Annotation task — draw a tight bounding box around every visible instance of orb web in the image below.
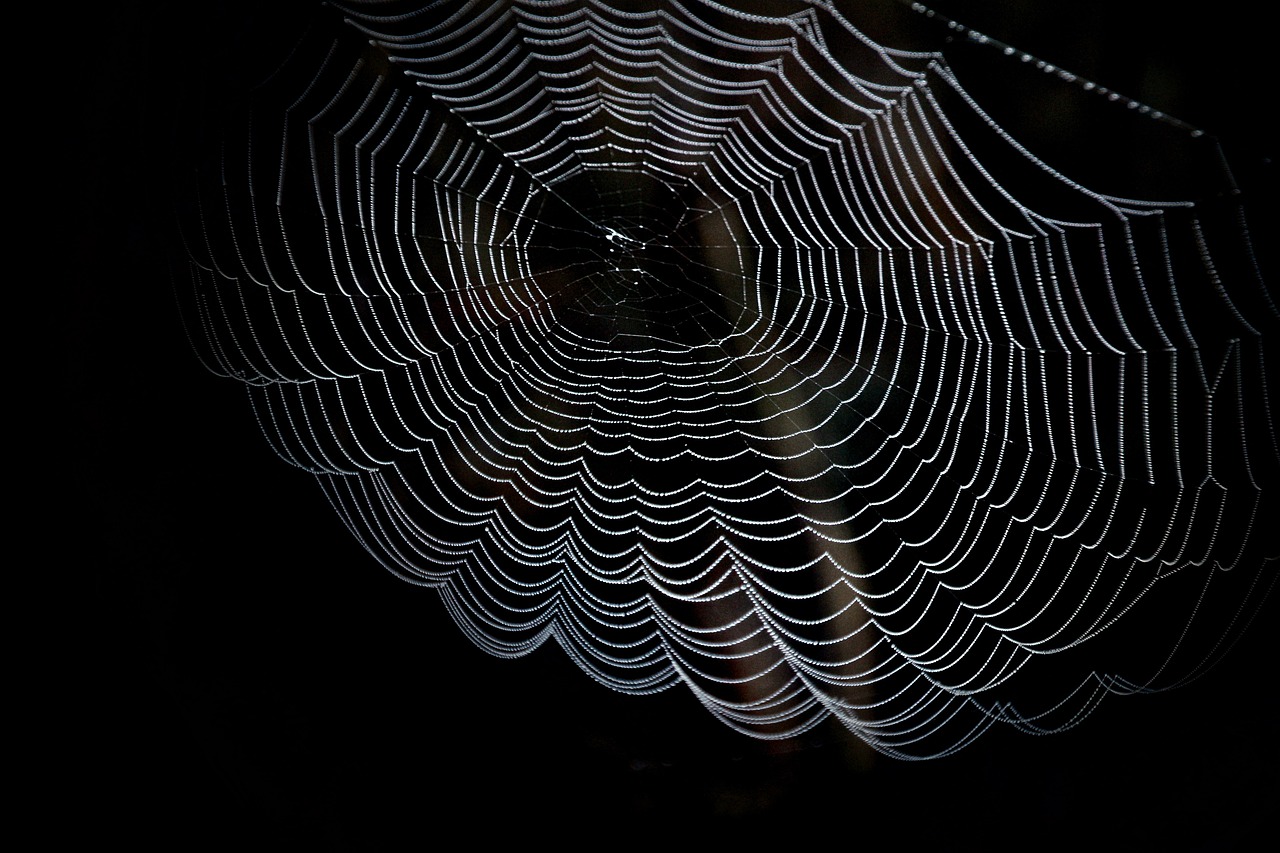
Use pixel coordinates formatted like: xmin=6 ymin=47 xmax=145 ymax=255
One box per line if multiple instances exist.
xmin=181 ymin=0 xmax=1278 ymax=757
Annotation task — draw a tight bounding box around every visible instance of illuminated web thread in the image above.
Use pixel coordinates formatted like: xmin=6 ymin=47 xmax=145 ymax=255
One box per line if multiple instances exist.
xmin=184 ymin=0 xmax=1278 ymax=757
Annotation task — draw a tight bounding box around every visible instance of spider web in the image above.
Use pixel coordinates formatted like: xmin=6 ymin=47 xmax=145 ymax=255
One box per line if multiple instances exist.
xmin=181 ymin=0 xmax=1278 ymax=758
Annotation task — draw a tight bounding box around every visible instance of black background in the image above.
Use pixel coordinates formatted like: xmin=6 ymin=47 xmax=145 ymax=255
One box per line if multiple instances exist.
xmin=60 ymin=1 xmax=1275 ymax=847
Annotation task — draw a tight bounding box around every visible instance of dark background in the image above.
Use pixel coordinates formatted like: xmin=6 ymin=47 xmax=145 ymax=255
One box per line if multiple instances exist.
xmin=60 ymin=1 xmax=1275 ymax=847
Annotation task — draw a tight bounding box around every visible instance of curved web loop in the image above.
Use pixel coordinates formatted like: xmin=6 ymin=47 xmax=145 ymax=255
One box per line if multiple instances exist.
xmin=183 ymin=0 xmax=1278 ymax=757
